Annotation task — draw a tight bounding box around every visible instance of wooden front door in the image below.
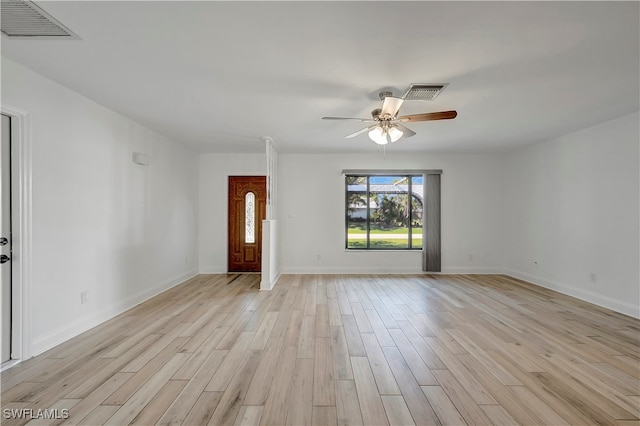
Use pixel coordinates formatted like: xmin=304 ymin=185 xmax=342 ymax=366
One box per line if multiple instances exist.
xmin=228 ymin=176 xmax=266 ymax=272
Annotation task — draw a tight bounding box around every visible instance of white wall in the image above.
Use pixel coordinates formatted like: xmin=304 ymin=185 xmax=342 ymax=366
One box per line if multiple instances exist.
xmin=504 ymin=112 xmax=640 ymax=318
xmin=261 ymin=219 xmax=280 ymax=290
xmin=278 ymin=152 xmax=505 ymax=274
xmin=198 ymin=153 xmax=265 ymax=273
xmin=2 ymin=57 xmax=199 ymax=355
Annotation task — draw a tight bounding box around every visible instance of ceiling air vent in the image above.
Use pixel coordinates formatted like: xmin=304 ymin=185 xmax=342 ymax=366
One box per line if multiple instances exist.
xmin=1 ymin=0 xmax=79 ymax=38
xmin=403 ymin=83 xmax=448 ymax=101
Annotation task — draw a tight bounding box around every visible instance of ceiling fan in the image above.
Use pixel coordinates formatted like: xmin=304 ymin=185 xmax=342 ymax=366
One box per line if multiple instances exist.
xmin=322 ymin=90 xmax=457 ymax=145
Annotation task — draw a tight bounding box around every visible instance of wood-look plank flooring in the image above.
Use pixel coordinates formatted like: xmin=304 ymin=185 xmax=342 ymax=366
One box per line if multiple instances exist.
xmin=1 ymin=274 xmax=639 ymax=425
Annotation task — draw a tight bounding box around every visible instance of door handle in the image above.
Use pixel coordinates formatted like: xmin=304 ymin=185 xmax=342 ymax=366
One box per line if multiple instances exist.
xmin=0 ymin=255 xmax=9 ymax=264
xmin=0 ymin=237 xmax=7 ymax=246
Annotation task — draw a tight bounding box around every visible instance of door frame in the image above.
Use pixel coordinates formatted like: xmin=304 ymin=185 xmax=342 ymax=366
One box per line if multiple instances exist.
xmin=227 ymin=175 xmax=266 ymax=273
xmin=0 ymin=105 xmax=33 ymax=369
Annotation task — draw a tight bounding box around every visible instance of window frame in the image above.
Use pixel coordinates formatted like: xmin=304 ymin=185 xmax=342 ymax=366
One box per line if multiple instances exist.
xmin=344 ymin=174 xmax=423 ymax=251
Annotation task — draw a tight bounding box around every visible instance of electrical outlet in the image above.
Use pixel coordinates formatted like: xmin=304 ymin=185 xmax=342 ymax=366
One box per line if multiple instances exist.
xmin=81 ymin=291 xmax=89 ymax=304
xmin=589 ymin=272 xmax=597 ymax=283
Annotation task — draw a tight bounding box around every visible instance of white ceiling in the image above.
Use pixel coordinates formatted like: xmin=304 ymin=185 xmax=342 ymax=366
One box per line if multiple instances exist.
xmin=2 ymin=1 xmax=639 ymax=154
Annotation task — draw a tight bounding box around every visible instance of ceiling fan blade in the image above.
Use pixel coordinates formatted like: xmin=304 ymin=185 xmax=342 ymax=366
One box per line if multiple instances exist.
xmin=322 ymin=116 xmax=375 ymax=122
xmin=395 ymin=124 xmax=416 ymax=138
xmin=398 ymin=110 xmax=457 ymax=122
xmin=380 ymin=96 xmax=404 ymax=119
xmin=345 ymin=125 xmax=377 ymax=139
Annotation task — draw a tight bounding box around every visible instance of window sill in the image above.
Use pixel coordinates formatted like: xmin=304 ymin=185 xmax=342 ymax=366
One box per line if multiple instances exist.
xmin=345 ymin=249 xmax=423 ymax=252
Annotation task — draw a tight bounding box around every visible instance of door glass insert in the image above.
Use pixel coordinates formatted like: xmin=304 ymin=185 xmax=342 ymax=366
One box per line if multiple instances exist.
xmin=245 ymin=192 xmax=255 ymax=243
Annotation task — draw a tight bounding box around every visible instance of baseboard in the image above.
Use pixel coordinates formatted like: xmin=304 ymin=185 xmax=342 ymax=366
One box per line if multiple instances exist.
xmin=260 ymin=271 xmax=282 ymax=291
xmin=280 ymin=266 xmax=424 ymax=274
xmin=280 ymin=266 xmax=503 ymax=274
xmin=440 ymin=266 xmax=504 ymax=274
xmin=31 ymin=269 xmax=198 ymax=357
xmin=505 ymin=269 xmax=640 ymax=319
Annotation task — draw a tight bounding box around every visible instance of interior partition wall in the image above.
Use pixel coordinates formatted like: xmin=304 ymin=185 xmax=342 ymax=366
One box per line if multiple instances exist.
xmin=261 ymin=138 xmax=279 ymax=289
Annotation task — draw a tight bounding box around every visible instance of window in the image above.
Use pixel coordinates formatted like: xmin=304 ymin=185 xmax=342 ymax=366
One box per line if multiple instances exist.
xmin=346 ymin=175 xmax=423 ymax=250
xmin=245 ymin=192 xmax=255 ymax=243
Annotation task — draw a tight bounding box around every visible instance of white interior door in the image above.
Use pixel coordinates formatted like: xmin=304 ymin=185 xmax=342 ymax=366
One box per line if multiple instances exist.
xmin=1 ymin=114 xmax=11 ymax=363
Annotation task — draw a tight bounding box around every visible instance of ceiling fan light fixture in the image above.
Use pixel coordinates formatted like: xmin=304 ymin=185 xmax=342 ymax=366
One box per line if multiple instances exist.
xmin=388 ymin=126 xmax=403 ymax=143
xmin=368 ymin=125 xmax=403 ymax=145
xmin=368 ymin=127 xmax=388 ymax=145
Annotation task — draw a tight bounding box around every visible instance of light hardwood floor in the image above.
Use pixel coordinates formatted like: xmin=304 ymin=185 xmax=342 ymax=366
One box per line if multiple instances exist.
xmin=1 ymin=274 xmax=639 ymax=425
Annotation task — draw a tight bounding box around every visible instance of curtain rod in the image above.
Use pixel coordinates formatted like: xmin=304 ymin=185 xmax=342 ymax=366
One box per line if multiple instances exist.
xmin=341 ymin=169 xmax=442 ymax=175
